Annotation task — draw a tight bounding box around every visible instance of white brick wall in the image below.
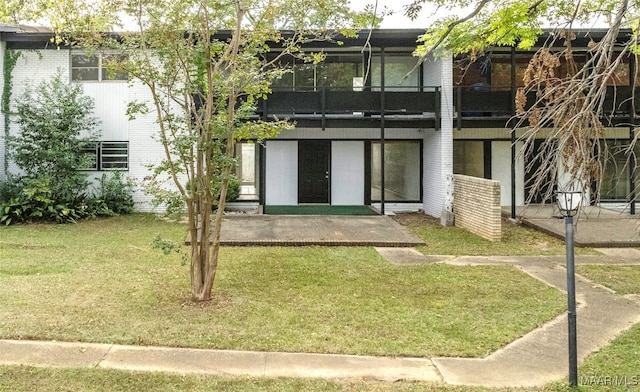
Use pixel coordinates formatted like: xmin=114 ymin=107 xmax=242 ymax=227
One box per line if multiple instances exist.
xmin=126 ymin=80 xmax=170 ymax=211
xmin=4 ymin=48 xmax=170 ymax=210
xmin=422 ymin=56 xmax=453 ymax=218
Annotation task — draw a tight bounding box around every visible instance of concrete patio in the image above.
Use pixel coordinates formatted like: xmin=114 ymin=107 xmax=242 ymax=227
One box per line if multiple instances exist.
xmin=504 ymin=204 xmax=640 ymax=247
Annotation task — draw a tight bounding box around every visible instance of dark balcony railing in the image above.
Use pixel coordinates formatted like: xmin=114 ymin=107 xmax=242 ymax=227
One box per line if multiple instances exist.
xmin=453 ymin=87 xmax=514 ymax=130
xmin=253 ymin=85 xmax=639 ymax=130
xmin=453 ymin=85 xmax=640 ymax=130
xmin=255 ymin=86 xmax=440 ymax=129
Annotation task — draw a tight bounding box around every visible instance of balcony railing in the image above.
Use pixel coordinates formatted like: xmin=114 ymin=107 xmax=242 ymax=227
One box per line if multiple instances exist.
xmin=453 ymin=85 xmax=639 ymax=130
xmin=251 ymin=85 xmax=639 ymax=130
xmin=255 ymin=86 xmax=441 ymax=129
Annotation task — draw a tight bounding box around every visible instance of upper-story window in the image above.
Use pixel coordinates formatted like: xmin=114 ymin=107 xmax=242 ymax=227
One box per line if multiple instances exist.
xmin=71 ymin=53 xmax=128 ymax=82
xmin=271 ymin=54 xmax=364 ymax=91
xmin=372 ymin=55 xmax=420 ymax=91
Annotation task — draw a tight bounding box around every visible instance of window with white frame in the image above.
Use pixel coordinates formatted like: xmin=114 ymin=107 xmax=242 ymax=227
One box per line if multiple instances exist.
xmin=80 ymin=141 xmax=129 ymax=170
xmin=71 ymin=53 xmax=128 ymax=82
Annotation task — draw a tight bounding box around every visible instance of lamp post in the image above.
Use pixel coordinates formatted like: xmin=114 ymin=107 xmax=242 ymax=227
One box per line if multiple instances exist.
xmin=557 ymin=190 xmax=582 ymax=387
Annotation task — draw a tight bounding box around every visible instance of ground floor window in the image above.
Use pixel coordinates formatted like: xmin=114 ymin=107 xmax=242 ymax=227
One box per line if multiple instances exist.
xmin=453 ymin=140 xmax=485 ymax=178
xmin=234 ymin=142 xmax=259 ymax=201
xmin=599 ymin=140 xmax=640 ymax=201
xmin=370 ymin=141 xmax=421 ymax=201
xmin=81 ymin=141 xmax=128 ymax=170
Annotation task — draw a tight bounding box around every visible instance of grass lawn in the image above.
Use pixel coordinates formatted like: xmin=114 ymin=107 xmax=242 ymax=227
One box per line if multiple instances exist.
xmin=576 ymin=265 xmax=640 ymax=295
xmin=0 ymin=214 xmax=565 ymax=358
xmin=392 ymin=214 xmax=597 ymax=256
xmin=0 ymin=366 xmax=619 ymax=392
xmin=0 ymin=214 xmax=638 ymax=391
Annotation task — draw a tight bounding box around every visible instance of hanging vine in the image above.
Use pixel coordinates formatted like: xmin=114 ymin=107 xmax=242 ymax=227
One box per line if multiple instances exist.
xmin=2 ymin=49 xmax=21 ymax=178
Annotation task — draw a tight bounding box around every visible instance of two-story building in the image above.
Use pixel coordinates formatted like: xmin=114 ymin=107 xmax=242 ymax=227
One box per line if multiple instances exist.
xmin=0 ymin=25 xmax=637 ymax=218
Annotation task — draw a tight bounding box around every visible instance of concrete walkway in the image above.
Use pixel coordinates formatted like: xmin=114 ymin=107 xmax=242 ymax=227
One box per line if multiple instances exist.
xmin=436 ymin=254 xmax=640 ymax=387
xmin=2 ymin=252 xmax=640 ymax=387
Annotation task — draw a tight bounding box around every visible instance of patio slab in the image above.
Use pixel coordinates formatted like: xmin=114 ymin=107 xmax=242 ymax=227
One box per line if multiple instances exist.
xmin=185 ymin=215 xmax=424 ymax=247
xmin=504 ymin=205 xmax=640 ymax=247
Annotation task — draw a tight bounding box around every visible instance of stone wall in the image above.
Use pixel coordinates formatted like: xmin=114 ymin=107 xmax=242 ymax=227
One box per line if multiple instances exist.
xmin=453 ymin=174 xmax=502 ymax=241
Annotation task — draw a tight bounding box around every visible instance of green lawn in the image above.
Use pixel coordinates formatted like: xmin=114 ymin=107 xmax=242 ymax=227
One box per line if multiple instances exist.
xmin=0 ymin=366 xmax=516 ymax=392
xmin=0 ymin=365 xmax=627 ymax=391
xmin=3 ymin=213 xmax=638 ymax=391
xmin=576 ymin=265 xmax=640 ymax=295
xmin=0 ymin=214 xmax=565 ymax=358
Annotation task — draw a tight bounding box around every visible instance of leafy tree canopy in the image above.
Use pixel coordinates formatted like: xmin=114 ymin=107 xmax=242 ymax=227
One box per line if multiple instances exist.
xmin=406 ymin=0 xmax=638 ymax=58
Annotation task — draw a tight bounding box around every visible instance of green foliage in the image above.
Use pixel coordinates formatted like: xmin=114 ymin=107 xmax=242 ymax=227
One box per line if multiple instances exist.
xmin=0 ymin=172 xmax=137 ymax=225
xmin=1 ymin=177 xmax=90 ymax=225
xmin=3 ymin=72 xmax=99 ymax=224
xmin=0 ymin=176 xmax=21 ymax=202
xmin=410 ymin=0 xmax=634 ymax=58
xmin=150 ymin=234 xmax=181 ymax=256
xmin=8 ymin=71 xmax=99 ymax=202
xmin=2 ymin=73 xmax=135 ymax=225
xmin=2 ymin=50 xmax=20 ymax=176
xmin=94 ymin=171 xmax=136 ymax=215
xmin=225 ymin=176 xmax=241 ymax=202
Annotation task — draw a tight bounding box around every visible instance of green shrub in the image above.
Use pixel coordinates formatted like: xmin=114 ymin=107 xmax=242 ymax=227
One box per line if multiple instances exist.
xmin=0 ymin=177 xmax=21 ymax=202
xmin=0 ymin=177 xmax=90 ymax=225
xmin=94 ymin=171 xmax=136 ymax=215
xmin=0 ymin=72 xmax=123 ymax=225
xmin=225 ymin=176 xmax=241 ymax=202
xmin=8 ymin=72 xmax=99 ymax=204
xmin=0 ymin=172 xmax=138 ymax=225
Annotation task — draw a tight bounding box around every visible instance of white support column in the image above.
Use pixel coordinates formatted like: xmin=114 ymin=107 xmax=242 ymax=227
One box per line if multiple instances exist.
xmin=422 ymin=55 xmax=453 ymax=219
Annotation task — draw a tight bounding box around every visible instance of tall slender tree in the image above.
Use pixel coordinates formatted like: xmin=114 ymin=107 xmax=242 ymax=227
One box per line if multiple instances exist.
xmin=31 ymin=0 xmax=367 ymax=301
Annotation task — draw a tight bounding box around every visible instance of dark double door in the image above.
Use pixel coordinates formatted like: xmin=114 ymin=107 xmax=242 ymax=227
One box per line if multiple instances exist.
xmin=298 ymin=141 xmax=330 ymax=203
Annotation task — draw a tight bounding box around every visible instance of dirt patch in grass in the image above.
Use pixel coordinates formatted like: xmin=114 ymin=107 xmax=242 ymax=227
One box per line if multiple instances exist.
xmin=391 ymin=212 xmax=440 ymax=227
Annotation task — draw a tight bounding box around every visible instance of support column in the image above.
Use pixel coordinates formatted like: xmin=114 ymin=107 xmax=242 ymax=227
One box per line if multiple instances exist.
xmin=380 ymin=47 xmax=386 ymax=215
xmin=510 ymin=47 xmax=517 ymax=219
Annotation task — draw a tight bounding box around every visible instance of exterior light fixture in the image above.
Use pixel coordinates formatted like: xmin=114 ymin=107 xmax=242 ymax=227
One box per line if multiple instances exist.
xmin=557 ymin=191 xmax=582 ymax=218
xmin=556 ymin=190 xmax=582 ymax=387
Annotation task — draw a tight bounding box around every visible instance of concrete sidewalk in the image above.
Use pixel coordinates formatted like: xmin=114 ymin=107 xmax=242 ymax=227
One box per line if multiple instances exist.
xmin=2 ymin=253 xmax=640 ymax=388
xmin=0 ymin=340 xmax=439 ymax=382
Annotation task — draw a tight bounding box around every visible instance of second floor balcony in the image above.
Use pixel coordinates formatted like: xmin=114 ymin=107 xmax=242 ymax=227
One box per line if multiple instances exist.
xmin=250 ymin=87 xmax=640 ymax=132
xmin=254 ymin=86 xmax=441 ymax=130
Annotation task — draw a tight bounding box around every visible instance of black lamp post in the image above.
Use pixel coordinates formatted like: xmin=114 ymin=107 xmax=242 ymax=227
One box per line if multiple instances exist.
xmin=557 ymin=190 xmax=582 ymax=387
